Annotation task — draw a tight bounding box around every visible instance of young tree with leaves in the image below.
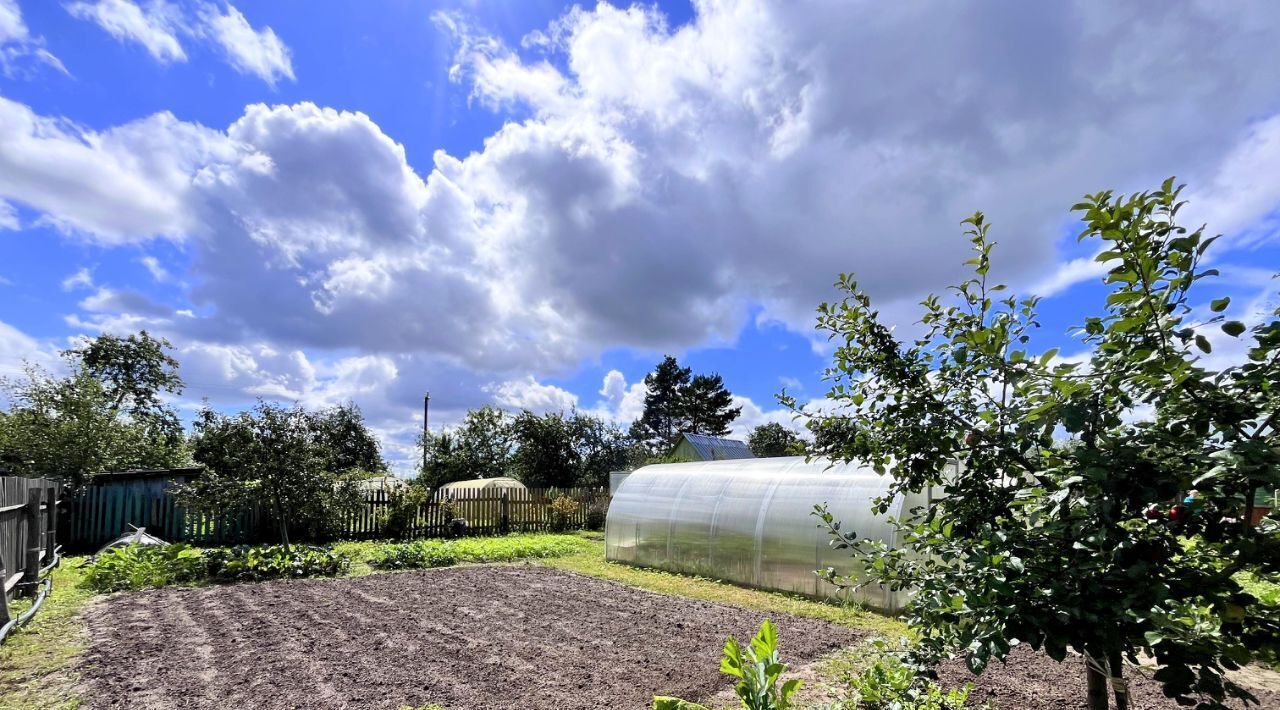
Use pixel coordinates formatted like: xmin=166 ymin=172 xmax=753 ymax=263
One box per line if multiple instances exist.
xmin=180 ymin=401 xmax=366 ymax=548
xmin=747 ymin=422 xmax=806 ymax=458
xmin=791 ymin=180 xmax=1280 ymax=709
xmin=0 ymin=332 xmax=187 ymax=485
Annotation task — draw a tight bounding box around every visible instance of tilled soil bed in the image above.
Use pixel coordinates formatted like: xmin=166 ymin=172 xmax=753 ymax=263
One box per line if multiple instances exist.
xmin=934 ymin=646 xmax=1280 ymax=710
xmin=78 ymin=565 xmax=859 ymax=709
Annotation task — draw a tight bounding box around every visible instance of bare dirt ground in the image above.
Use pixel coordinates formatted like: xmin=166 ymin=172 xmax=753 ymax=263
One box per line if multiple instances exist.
xmin=77 ymin=566 xmax=859 ymax=709
xmin=934 ymin=647 xmax=1280 ymax=710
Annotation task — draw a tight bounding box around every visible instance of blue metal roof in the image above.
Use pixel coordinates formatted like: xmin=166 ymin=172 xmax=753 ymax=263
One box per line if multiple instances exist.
xmin=676 ymin=432 xmax=755 ymax=461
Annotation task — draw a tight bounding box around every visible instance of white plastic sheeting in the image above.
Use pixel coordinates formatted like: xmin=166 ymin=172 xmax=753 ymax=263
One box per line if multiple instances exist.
xmin=604 ymin=456 xmax=936 ymax=612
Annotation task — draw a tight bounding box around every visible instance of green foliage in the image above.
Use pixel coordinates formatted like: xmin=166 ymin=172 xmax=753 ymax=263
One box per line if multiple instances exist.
xmin=585 ymin=494 xmax=610 ymax=530
xmin=655 ymin=619 xmax=801 ymax=710
xmin=0 ymin=331 xmax=187 ymax=486
xmin=547 ymin=494 xmax=578 ymax=532
xmin=81 ymin=544 xmax=205 ymax=592
xmin=365 ymin=533 xmax=596 ymax=570
xmin=367 ymin=539 xmax=460 ymax=569
xmin=632 ymin=355 xmax=742 ymax=452
xmin=421 ymin=406 xmax=631 ymax=488
xmin=202 ymin=544 xmax=348 ymax=583
xmin=309 ymin=401 xmax=388 ymax=474
xmin=653 ymin=698 xmax=710 ymax=710
xmin=81 ymin=543 xmax=349 ymax=591
xmin=417 ymin=407 xmax=516 ymax=488
xmin=510 ymin=410 xmax=579 ymax=487
xmin=747 ymin=422 xmax=807 ymax=458
xmin=380 ymin=484 xmax=430 ymax=539
xmin=828 ymin=641 xmax=976 ymax=710
xmin=791 ymin=179 xmax=1280 ymax=708
xmin=178 ymin=401 xmax=368 ymax=546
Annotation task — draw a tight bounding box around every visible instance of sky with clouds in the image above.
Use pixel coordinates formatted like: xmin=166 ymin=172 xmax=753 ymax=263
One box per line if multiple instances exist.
xmin=2 ymin=0 xmax=1279 ymax=474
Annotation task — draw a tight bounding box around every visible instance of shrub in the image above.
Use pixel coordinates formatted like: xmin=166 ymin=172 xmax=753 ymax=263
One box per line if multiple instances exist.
xmin=203 ymin=544 xmax=348 ymax=582
xmin=654 ymin=619 xmax=801 ymax=710
xmin=367 ymin=540 xmax=459 ymax=570
xmin=585 ymin=495 xmax=609 ymax=530
xmin=547 ymin=495 xmax=578 ymax=532
xmin=380 ymin=485 xmax=429 ymax=539
xmin=82 ymin=543 xmax=205 ymax=592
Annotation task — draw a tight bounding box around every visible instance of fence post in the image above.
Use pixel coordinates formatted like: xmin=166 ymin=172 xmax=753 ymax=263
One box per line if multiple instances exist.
xmin=20 ymin=488 xmax=43 ymax=598
xmin=0 ymin=547 xmax=10 ymax=627
xmin=45 ymin=486 xmax=58 ymax=567
xmin=500 ymin=492 xmax=510 ymax=534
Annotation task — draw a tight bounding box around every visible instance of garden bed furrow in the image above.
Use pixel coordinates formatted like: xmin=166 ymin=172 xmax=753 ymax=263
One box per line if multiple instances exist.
xmin=79 ymin=565 xmax=859 ymax=709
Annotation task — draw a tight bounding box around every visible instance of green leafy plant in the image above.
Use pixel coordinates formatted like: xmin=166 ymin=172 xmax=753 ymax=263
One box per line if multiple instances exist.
xmin=791 ymin=179 xmax=1280 ymax=709
xmin=654 ymin=619 xmax=801 ymax=710
xmin=81 ymin=544 xmax=206 ymax=592
xmin=202 ymin=544 xmax=348 ymax=582
xmin=836 ymin=642 xmax=975 ymax=710
xmin=380 ymin=484 xmax=429 ymax=539
xmin=366 ymin=533 xmax=595 ymax=570
xmin=547 ymin=494 xmax=579 ymax=532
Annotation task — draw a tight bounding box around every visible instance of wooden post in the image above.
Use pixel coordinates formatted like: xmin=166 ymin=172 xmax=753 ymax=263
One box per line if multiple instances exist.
xmin=45 ymin=486 xmax=58 ymax=568
xmin=501 ymin=492 xmax=510 ymax=534
xmin=0 ymin=547 xmax=11 ymax=628
xmin=1108 ymin=650 xmax=1129 ymax=710
xmin=20 ymin=488 xmax=43 ymax=598
xmin=1086 ymin=656 xmax=1109 ymax=710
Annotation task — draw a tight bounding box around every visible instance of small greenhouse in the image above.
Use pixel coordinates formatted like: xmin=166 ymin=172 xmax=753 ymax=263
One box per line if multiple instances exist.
xmin=436 ymin=477 xmax=526 ymax=495
xmin=605 ymin=457 xmax=947 ymax=612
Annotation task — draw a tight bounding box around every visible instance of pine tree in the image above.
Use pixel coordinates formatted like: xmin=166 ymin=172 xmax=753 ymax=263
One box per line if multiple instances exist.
xmin=632 ymin=357 xmax=743 ymax=452
xmin=684 ymin=373 xmax=741 ymax=438
xmin=635 ymin=356 xmax=692 ymax=450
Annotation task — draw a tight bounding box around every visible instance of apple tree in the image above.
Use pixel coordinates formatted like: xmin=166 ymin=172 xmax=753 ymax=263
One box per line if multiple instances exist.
xmin=790 ymin=180 xmax=1280 ymax=709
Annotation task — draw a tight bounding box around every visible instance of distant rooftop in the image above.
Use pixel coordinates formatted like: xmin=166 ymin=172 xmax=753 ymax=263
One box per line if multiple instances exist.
xmin=671 ymin=432 xmax=755 ymax=461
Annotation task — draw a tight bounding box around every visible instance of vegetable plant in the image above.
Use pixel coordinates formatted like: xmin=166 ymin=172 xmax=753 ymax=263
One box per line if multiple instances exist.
xmin=653 ymin=619 xmax=801 ymax=710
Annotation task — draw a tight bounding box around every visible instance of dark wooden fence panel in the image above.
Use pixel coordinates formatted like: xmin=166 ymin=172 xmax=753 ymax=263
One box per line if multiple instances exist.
xmin=65 ymin=481 xmax=608 ymax=550
xmin=1 ymin=477 xmax=62 ymax=630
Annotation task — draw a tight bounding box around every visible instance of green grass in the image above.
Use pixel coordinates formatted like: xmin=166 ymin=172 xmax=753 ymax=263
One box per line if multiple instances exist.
xmin=337 ymin=532 xmax=600 ymax=572
xmin=537 ymin=538 xmax=907 ymax=637
xmin=0 ymin=558 xmax=94 ymax=710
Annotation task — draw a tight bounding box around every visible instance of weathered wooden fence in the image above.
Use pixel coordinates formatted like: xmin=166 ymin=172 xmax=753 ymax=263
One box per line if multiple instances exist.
xmin=67 ymin=483 xmax=260 ymax=550
xmin=346 ymin=486 xmax=607 ymax=539
xmin=1 ymin=477 xmax=62 ymax=638
xmin=65 ymin=483 xmax=606 ymax=550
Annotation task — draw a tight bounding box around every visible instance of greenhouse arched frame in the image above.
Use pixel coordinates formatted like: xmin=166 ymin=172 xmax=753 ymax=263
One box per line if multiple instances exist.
xmin=604 ymin=456 xmax=949 ymax=612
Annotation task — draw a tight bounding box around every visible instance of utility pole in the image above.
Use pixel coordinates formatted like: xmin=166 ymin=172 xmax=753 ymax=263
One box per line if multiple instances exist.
xmin=422 ymin=392 xmax=430 ymax=474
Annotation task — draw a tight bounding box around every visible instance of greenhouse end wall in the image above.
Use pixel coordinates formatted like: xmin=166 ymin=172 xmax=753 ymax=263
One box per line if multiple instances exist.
xmin=603 ymin=457 xmax=935 ymax=612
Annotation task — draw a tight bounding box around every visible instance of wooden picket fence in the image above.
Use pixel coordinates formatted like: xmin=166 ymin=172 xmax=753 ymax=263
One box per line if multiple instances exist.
xmin=65 ymin=482 xmax=606 ymax=550
xmin=345 ymin=486 xmax=607 ymax=539
xmin=1 ymin=477 xmax=61 ymax=637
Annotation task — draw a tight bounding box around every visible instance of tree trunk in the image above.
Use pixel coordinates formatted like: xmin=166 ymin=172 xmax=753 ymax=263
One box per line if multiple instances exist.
xmin=1086 ymin=657 xmax=1110 ymax=710
xmin=1108 ymin=650 xmax=1129 ymax=710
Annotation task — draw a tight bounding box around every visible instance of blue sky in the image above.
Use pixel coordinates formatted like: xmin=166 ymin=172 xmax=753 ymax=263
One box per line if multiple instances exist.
xmin=2 ymin=0 xmax=1280 ymax=473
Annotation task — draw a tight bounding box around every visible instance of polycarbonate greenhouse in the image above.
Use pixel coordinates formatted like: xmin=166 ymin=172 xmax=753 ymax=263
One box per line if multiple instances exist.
xmin=605 ymin=457 xmax=948 ymax=612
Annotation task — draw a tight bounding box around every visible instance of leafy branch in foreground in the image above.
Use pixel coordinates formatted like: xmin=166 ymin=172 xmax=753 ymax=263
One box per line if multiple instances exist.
xmin=790 ymin=179 xmax=1280 ymax=709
